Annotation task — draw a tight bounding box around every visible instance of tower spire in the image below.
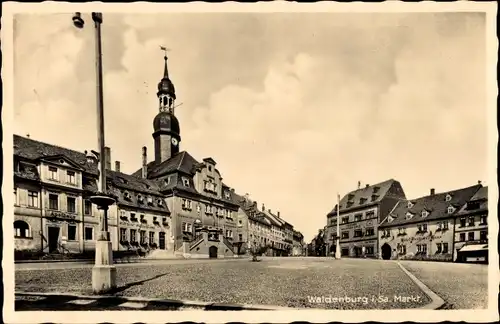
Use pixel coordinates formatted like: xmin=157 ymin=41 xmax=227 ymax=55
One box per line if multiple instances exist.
xmin=160 ymin=46 xmax=170 ymax=78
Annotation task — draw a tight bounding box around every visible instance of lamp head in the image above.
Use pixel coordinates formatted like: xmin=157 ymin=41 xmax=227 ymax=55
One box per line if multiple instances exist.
xmin=72 ymin=12 xmax=85 ymax=29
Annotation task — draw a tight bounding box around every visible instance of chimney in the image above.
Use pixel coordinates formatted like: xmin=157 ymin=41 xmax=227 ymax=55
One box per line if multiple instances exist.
xmin=365 ymin=184 xmax=369 ymax=188
xmin=231 ymin=188 xmax=235 ymax=192
xmin=115 ymin=161 xmax=121 ymax=173
xmin=358 ymin=181 xmax=361 ymax=189
xmin=104 ymin=147 xmax=111 ymax=170
xmin=262 ymin=203 xmax=265 ymax=212
xmin=268 ymin=209 xmax=271 ymax=213
xmin=430 ymin=188 xmax=435 ymax=195
xmin=277 ymin=211 xmax=280 ymax=218
xmin=244 ymin=193 xmax=249 ymax=201
xmin=142 ymin=146 xmax=147 ymax=179
xmin=478 ymin=180 xmax=482 ymax=185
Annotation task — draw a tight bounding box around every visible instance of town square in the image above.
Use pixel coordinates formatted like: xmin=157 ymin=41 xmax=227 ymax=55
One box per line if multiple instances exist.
xmin=2 ymin=2 xmax=497 ymax=321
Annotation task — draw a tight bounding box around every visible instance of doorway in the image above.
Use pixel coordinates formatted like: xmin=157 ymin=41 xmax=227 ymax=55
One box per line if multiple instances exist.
xmin=48 ymin=227 xmax=60 ymax=253
xmin=381 ymin=243 xmax=392 ymax=260
xmin=209 ymin=246 xmax=218 ymax=258
xmin=159 ymin=232 xmax=166 ymax=249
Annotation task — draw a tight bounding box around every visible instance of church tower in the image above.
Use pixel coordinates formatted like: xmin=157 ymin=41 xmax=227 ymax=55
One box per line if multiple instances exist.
xmin=152 ymin=52 xmax=181 ymax=163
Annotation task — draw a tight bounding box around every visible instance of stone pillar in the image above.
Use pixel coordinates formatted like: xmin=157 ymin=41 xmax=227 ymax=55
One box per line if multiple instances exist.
xmin=92 ymin=205 xmax=116 ymax=293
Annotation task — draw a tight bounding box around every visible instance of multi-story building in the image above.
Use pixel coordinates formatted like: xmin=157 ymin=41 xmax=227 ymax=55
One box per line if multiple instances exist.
xmin=13 ymin=135 xmax=172 ymax=255
xmin=325 ymin=179 xmax=406 ymax=258
xmin=378 ymin=183 xmax=483 ymax=262
xmin=453 ymin=185 xmax=488 ymax=263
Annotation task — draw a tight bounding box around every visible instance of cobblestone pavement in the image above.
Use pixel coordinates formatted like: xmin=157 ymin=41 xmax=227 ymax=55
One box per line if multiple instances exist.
xmin=399 ymin=260 xmax=488 ymax=309
xmin=16 ymin=258 xmax=433 ymax=310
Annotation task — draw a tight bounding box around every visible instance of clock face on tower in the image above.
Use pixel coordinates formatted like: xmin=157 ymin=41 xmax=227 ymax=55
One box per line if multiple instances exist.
xmin=171 ymin=138 xmax=178 ymax=146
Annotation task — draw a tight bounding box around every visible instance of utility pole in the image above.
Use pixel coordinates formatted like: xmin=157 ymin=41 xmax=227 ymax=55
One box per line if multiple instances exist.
xmin=335 ymin=193 xmax=341 ymax=260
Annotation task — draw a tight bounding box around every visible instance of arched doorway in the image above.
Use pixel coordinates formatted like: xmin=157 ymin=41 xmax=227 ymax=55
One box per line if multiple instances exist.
xmin=381 ymin=243 xmax=392 ymax=260
xmin=209 ymin=246 xmax=218 ymax=258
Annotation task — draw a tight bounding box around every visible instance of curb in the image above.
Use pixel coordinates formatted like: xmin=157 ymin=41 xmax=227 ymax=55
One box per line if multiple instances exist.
xmin=15 ymin=291 xmax=296 ymax=311
xmin=397 ymin=262 xmax=445 ymax=309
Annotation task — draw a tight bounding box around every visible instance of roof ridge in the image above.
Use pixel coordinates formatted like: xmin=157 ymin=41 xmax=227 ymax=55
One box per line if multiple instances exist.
xmin=14 ymin=134 xmax=89 ymax=157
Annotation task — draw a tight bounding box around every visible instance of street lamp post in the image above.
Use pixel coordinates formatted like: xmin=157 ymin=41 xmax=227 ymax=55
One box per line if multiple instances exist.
xmin=72 ymin=12 xmax=117 ymax=294
xmin=335 ymin=193 xmax=341 ymax=260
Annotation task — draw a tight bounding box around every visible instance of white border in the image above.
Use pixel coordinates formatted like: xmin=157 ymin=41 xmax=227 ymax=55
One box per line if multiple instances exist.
xmin=2 ymin=1 xmax=498 ymax=323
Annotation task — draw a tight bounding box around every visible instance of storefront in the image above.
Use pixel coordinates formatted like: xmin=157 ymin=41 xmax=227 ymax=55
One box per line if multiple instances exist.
xmin=456 ymin=244 xmax=488 ymax=264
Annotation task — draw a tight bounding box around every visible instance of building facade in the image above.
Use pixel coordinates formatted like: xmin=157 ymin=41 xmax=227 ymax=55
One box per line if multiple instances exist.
xmin=378 ymin=184 xmax=483 ymax=262
xmin=325 ymin=179 xmax=406 ymax=258
xmin=453 ymin=186 xmax=488 ymax=263
xmin=292 ymin=230 xmax=305 ymax=256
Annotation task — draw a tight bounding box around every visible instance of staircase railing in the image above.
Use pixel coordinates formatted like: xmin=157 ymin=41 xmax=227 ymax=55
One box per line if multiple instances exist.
xmin=222 ymin=237 xmax=234 ymax=253
xmin=190 ymin=233 xmax=204 ymax=250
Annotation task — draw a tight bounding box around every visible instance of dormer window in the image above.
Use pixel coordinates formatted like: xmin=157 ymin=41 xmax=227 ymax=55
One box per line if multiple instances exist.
xmin=422 ymin=210 xmax=429 ymax=218
xmin=359 ymin=198 xmax=367 ymax=205
xmin=164 ymin=177 xmax=170 ymax=185
xmin=445 ymin=194 xmax=452 ymax=202
xmin=138 ymin=195 xmax=144 ymax=203
xmin=157 ymin=199 xmax=163 ymax=206
xmin=373 ymin=186 xmax=380 ymax=194
xmin=225 ymin=191 xmax=231 ymax=199
xmin=406 ymin=212 xmax=413 ymax=220
xmin=447 ymin=206 xmax=455 ymax=214
xmin=387 ymin=216 xmax=394 ymax=223
xmin=147 ymin=196 xmax=153 ymax=205
xmin=407 ymin=201 xmax=414 ymax=209
xmin=371 ymin=195 xmax=379 ymax=202
xmin=124 ymin=191 xmax=131 ymax=201
xmin=182 ymin=178 xmax=190 ymax=187
xmin=208 ymin=165 xmax=212 ymax=172
xmin=348 ymin=194 xmax=354 ymax=201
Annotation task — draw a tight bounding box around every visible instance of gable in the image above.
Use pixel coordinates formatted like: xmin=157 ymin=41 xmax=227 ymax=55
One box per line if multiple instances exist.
xmin=40 ymin=155 xmax=85 ymax=170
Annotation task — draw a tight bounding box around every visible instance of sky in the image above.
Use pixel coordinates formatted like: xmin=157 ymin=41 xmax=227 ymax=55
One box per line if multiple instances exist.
xmin=13 ymin=12 xmax=489 ymax=242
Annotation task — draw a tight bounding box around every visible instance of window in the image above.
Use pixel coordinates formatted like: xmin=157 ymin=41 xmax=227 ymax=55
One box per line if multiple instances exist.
xmin=48 ymin=166 xmax=58 ymax=180
xmin=480 ymin=231 xmax=487 ymax=241
xmin=84 ymin=227 xmax=93 ymax=241
xmin=436 ymin=243 xmax=442 ymax=253
xmin=140 ymin=230 xmax=147 ymax=244
xmin=366 ymin=211 xmax=375 ymax=218
xmin=28 ymin=191 xmax=38 ymax=207
xmin=49 ymin=193 xmax=59 ymax=210
xmin=468 ymin=232 xmax=475 ymax=241
xmin=149 ymin=231 xmax=155 ymax=244
xmin=365 ymin=246 xmax=374 ymax=254
xmin=398 ymin=228 xmax=406 ymax=235
xmin=445 ymin=194 xmax=452 ymax=202
xmin=130 ymin=213 xmax=137 ymax=221
xmin=417 ymin=244 xmax=427 ymax=255
xmin=460 ymin=218 xmax=466 ymax=227
xmin=14 ymin=221 xmax=30 ymax=238
xmin=480 ymin=215 xmax=487 ymax=225
xmin=354 ymin=229 xmax=363 ymax=237
xmin=182 ymin=178 xmax=190 ymax=187
xmin=354 ymin=214 xmax=362 ymax=222
xmin=442 ymin=243 xmax=449 ymax=254
xmin=406 ymin=212 xmax=413 ymax=220
xmin=147 ymin=196 xmax=153 ymax=205
xmin=84 ymin=200 xmax=92 ymax=215
xmin=120 ymin=228 xmax=127 ymax=241
xmin=407 ymin=202 xmax=413 ymax=208
xmin=208 ymin=165 xmax=212 ymax=172
xmin=422 ymin=210 xmax=429 ymax=218
xmin=442 ymin=221 xmax=449 ymax=230
xmin=341 ymin=248 xmax=349 ymax=256
xmin=239 ymin=234 xmax=243 ymax=241
xmin=365 ymin=228 xmax=375 ymax=236
xmin=387 ymin=216 xmax=394 ymax=223
xmin=67 ymin=170 xmax=76 ymax=184
xmin=187 ymin=223 xmax=193 ymax=232
xmin=130 ymin=229 xmax=137 ymax=242
xmin=68 ymin=225 xmax=77 ymax=241
xmin=341 ymin=231 xmax=349 ymax=239
xmin=225 ymin=191 xmax=231 ymax=199
xmin=447 ymin=206 xmax=455 ymax=214
xmin=341 ymin=217 xmax=349 ymax=224
xmin=14 ymin=188 xmax=18 ymax=205
xmin=205 ymin=205 xmax=213 ymax=214
xmin=459 ymin=233 xmax=466 ymax=242
xmin=238 ymin=219 xmax=243 ymax=226
xmin=468 ymin=216 xmax=475 ymax=227
xmin=422 ymin=224 xmax=427 ymax=232
xmin=182 ymin=199 xmax=192 ymax=210
xmin=67 ymin=197 xmax=76 ymax=213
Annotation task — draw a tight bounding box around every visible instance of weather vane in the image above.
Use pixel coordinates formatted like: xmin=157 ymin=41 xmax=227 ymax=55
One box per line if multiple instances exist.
xmin=159 ymin=45 xmax=170 ymax=58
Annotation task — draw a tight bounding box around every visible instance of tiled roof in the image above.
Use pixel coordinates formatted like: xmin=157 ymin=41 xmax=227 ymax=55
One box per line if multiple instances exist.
xmin=379 ymin=184 xmax=482 ymax=228
xmin=132 ymin=151 xmax=201 ymax=179
xmin=14 ymin=135 xmax=98 ymax=176
xmin=456 ymin=186 xmax=488 ymax=216
xmin=328 ymin=179 xmax=404 ymax=215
